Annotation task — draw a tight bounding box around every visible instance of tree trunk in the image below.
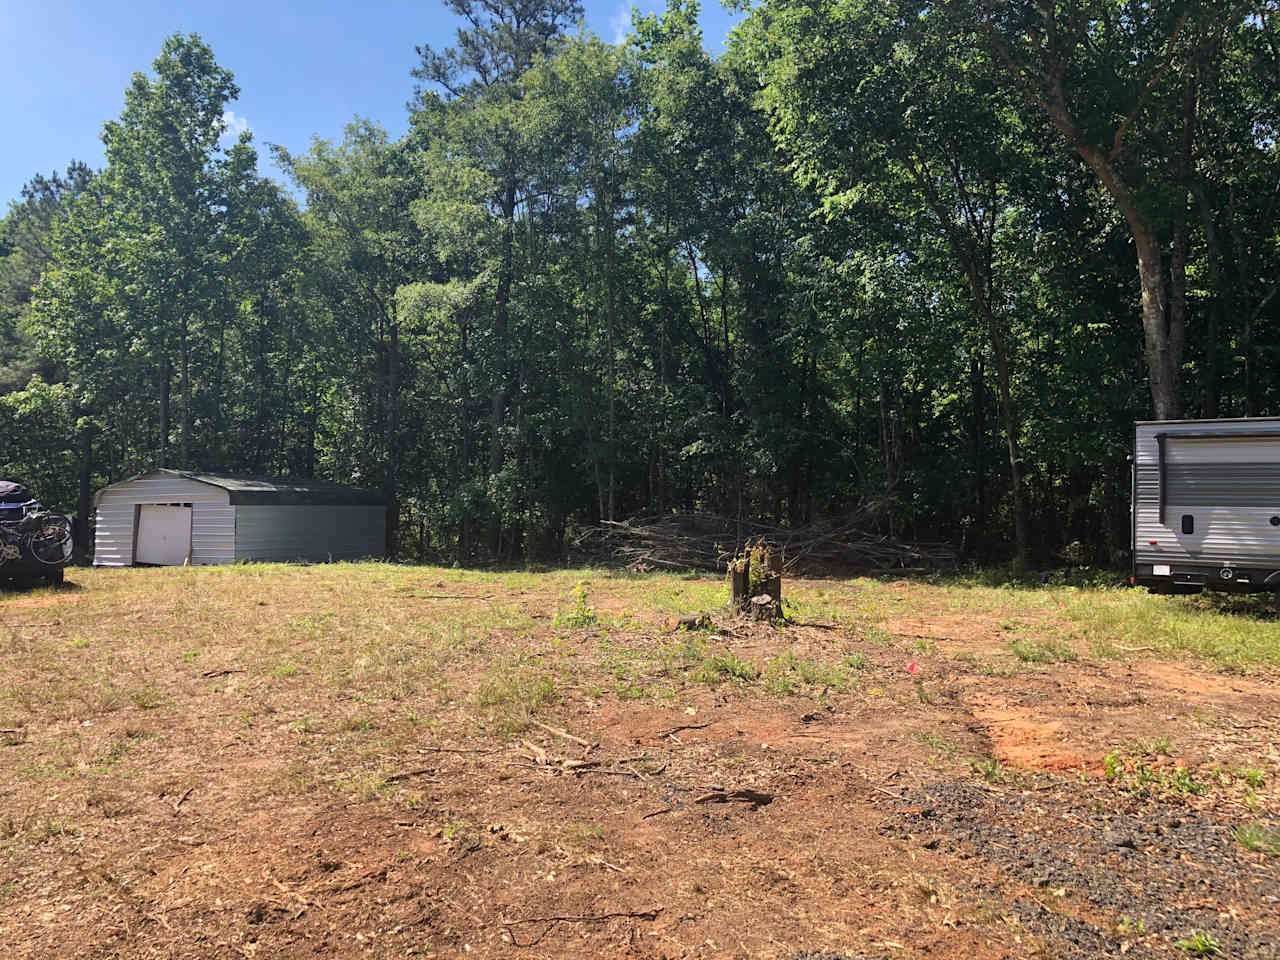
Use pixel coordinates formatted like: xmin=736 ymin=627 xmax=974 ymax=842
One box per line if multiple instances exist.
xmin=159 ymin=357 xmax=170 ymax=468
xmin=969 ymin=348 xmax=987 ymax=539
xmin=1040 ymin=82 xmax=1185 ymax=420
xmin=604 ymin=184 xmax=618 ymax=523
xmin=180 ymin=322 xmax=192 ymax=469
xmin=987 ymin=319 xmax=1031 ymax=568
xmin=385 ymin=316 xmax=400 ymax=558
xmin=490 ymin=185 xmax=515 ymax=554
xmin=1193 ymin=183 xmax=1223 ymax=418
xmin=76 ymin=425 xmax=93 ymax=556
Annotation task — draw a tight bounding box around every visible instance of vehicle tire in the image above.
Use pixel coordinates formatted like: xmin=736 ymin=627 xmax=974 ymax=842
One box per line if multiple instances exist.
xmin=44 ymin=567 xmax=64 ymax=586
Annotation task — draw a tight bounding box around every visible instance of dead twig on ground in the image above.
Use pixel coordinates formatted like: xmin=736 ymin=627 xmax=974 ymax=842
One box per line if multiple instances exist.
xmin=641 ymin=807 xmax=674 ymax=819
xmin=529 ymin=719 xmax=593 ymax=747
xmin=693 ymin=789 xmax=774 ymax=808
xmin=200 ymin=668 xmax=245 ymax=679
xmin=382 ymin=767 xmax=438 ymax=784
xmin=171 ymin=786 xmax=195 ymax=813
xmin=655 ymin=720 xmax=714 ymax=739
xmin=412 ymin=594 xmax=496 ymax=600
xmin=417 ymin=745 xmax=500 ymax=755
xmin=503 ymin=908 xmax=662 ymax=948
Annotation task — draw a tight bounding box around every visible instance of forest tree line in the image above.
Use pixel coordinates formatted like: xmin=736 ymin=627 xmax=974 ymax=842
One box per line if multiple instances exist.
xmin=1 ymin=0 xmax=1277 ymax=567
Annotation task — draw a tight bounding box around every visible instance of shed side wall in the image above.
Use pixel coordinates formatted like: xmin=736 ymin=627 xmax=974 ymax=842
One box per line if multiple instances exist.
xmin=1134 ymin=421 xmax=1280 ymax=569
xmin=233 ymin=506 xmax=386 ymax=562
xmin=93 ymin=476 xmax=231 ymax=566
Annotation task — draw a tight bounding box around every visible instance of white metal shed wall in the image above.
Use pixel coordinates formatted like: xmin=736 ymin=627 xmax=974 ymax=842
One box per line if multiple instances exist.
xmin=233 ymin=505 xmax=386 ymax=562
xmin=93 ymin=475 xmax=234 ymax=566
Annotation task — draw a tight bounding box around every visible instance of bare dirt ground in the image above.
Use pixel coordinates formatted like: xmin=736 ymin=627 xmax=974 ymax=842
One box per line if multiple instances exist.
xmin=0 ymin=567 xmax=1277 ymax=959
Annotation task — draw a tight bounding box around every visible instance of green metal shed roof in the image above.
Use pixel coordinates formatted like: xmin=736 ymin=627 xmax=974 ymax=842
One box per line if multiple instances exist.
xmin=98 ymin=469 xmax=388 ymax=507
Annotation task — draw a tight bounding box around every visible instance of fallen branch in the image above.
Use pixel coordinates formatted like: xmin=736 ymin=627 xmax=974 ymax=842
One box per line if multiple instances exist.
xmin=529 ymin=719 xmax=593 ymax=747
xmin=569 ymin=512 xmax=955 ymax=575
xmin=382 ymin=767 xmax=438 ymax=784
xmin=655 ymin=720 xmax=714 ymax=739
xmin=641 ymin=807 xmax=674 ymax=820
xmin=503 ymin=908 xmax=662 ymax=948
xmin=413 ymin=594 xmax=496 ymax=600
xmin=417 ymin=745 xmax=500 ymax=755
xmin=692 ymin=788 xmax=774 ymax=808
xmin=1114 ymin=644 xmax=1155 ymax=652
xmin=172 ymin=786 xmax=195 ymax=813
xmin=200 ymin=668 xmax=245 ymax=679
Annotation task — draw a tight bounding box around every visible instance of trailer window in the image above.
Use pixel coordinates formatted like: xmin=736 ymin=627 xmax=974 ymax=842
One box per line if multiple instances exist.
xmin=1181 ymin=514 xmax=1194 ymax=534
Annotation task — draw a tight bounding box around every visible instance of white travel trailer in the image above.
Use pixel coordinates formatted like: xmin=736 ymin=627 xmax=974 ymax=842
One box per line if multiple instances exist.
xmin=93 ymin=470 xmax=387 ymax=566
xmin=1132 ymin=418 xmax=1280 ymax=596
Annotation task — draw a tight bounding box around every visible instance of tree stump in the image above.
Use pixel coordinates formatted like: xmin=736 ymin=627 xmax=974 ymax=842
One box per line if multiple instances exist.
xmin=729 ymin=543 xmax=783 ymax=621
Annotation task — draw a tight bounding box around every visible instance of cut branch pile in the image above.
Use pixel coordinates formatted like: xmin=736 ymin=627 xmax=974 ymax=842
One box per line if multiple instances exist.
xmin=569 ymin=513 xmax=956 ymax=576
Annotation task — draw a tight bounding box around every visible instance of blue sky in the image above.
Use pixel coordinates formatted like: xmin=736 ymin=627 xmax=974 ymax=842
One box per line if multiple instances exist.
xmin=0 ymin=0 xmax=745 ymax=205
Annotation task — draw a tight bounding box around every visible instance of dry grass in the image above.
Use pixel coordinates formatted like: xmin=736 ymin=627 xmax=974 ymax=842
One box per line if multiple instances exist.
xmin=1 ymin=563 xmax=1277 ymax=959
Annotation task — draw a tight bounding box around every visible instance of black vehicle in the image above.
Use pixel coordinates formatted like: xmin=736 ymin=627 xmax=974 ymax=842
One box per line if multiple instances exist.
xmin=0 ymin=481 xmax=73 ymax=586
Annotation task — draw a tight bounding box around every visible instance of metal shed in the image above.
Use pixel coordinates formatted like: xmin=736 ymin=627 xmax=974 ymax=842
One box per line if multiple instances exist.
xmin=1132 ymin=417 xmax=1280 ymax=595
xmin=92 ymin=470 xmax=386 ymax=566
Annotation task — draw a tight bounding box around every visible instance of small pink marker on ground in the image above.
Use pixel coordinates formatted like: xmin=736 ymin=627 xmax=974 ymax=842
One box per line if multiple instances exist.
xmin=907 ymin=661 xmax=919 ymax=675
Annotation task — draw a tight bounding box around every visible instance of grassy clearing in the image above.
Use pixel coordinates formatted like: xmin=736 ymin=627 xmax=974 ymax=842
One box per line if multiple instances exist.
xmin=2 ymin=563 xmax=1277 ymax=808
xmin=839 ymin=574 xmax=1280 ymax=669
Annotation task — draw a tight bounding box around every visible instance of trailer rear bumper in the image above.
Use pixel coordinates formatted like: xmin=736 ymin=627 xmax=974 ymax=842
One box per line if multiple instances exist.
xmin=1133 ymin=562 xmax=1280 ymax=595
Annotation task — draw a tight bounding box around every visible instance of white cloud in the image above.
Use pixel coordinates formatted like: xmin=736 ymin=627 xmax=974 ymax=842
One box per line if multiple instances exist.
xmin=609 ymin=1 xmax=661 ymax=45
xmin=609 ymin=4 xmax=632 ymax=44
xmin=220 ymin=109 xmax=250 ymax=145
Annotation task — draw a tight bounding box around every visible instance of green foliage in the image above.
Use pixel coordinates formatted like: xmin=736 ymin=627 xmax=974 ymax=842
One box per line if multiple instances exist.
xmin=693 ymin=650 xmax=759 ymax=685
xmin=554 ymin=585 xmax=598 ymax=628
xmin=1007 ymin=638 xmax=1078 ymax=664
xmin=1174 ymin=931 xmax=1221 ymax=956
xmin=1234 ymin=822 xmax=1280 ymax=856
xmin=2 ymin=2 xmax=1278 ymax=569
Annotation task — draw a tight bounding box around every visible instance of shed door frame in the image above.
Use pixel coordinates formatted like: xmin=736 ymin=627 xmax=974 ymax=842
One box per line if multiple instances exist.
xmin=133 ymin=503 xmax=193 ymax=565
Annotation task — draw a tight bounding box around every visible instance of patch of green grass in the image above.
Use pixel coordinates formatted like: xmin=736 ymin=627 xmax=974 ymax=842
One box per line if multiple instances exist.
xmin=971 ymin=757 xmax=1010 ymax=784
xmin=1105 ymin=749 xmax=1205 ymax=798
xmin=1237 ymin=767 xmax=1266 ymax=789
xmin=554 ymin=585 xmax=598 ymax=628
xmin=761 ymin=649 xmax=850 ymax=696
xmin=694 ymin=651 xmax=759 ymax=685
xmin=910 ymin=636 xmax=937 ymax=655
xmin=475 ymin=672 xmax=558 ymax=736
xmin=128 ymin=686 xmax=165 ymax=710
xmin=860 ymin=626 xmax=895 ymax=645
xmin=918 ymin=731 xmax=958 ymax=756
xmin=657 ymin=636 xmax=709 ymax=677
xmin=1088 ymin=639 xmax=1126 ymax=660
xmin=1129 ymin=737 xmax=1172 ymax=756
xmin=1065 ymin=589 xmax=1280 ymax=669
xmin=843 ymin=652 xmax=868 ymax=670
xmin=1007 ymin=637 xmax=1078 ymax=664
xmin=1234 ymin=821 xmax=1280 ymax=855
xmin=1174 ymin=931 xmax=1221 ymax=956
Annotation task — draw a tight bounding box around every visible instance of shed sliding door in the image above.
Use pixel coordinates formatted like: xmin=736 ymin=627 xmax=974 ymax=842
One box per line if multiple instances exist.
xmin=135 ymin=505 xmax=192 ymax=565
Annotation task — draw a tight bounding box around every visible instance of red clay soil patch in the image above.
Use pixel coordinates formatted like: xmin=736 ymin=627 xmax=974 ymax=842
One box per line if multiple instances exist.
xmin=967 ymin=698 xmax=1094 ymax=772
